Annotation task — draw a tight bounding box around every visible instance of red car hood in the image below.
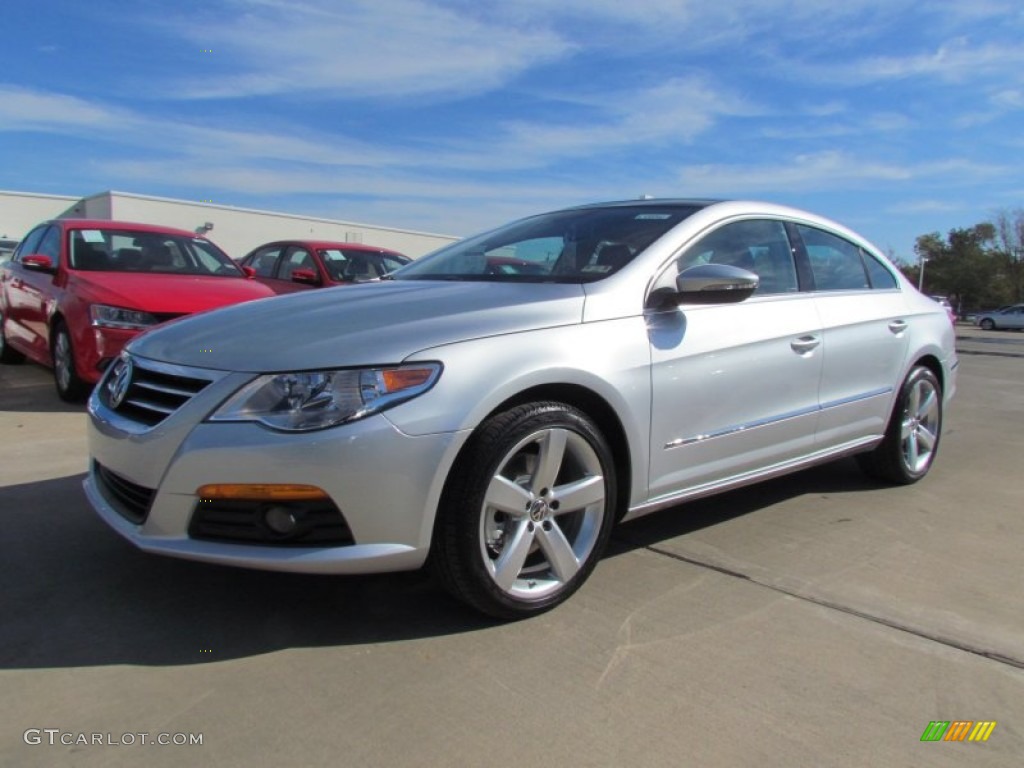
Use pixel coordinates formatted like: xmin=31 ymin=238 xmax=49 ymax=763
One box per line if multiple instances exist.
xmin=72 ymin=272 xmax=275 ymax=313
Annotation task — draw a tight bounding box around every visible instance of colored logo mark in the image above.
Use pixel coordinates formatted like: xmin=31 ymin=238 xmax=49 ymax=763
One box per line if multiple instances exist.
xmin=920 ymin=721 xmax=996 ymax=742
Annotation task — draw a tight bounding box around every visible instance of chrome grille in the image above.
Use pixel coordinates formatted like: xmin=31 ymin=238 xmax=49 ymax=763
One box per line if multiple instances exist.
xmin=103 ymin=356 xmax=214 ymax=427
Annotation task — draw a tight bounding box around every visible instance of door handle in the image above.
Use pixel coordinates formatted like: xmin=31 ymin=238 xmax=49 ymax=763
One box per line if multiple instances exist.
xmin=888 ymin=319 xmax=908 ymax=334
xmin=790 ymin=335 xmax=820 ymax=354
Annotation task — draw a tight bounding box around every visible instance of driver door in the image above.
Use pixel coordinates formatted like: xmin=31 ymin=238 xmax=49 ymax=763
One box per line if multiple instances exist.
xmin=647 ymin=219 xmax=823 ymax=501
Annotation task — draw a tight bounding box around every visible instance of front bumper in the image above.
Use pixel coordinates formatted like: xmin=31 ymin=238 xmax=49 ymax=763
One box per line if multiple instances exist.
xmin=85 ymin=367 xmax=470 ymax=574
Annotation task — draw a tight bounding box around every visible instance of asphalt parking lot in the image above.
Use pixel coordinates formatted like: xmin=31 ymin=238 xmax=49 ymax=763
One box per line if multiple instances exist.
xmin=2 ymin=327 xmax=1022 ymax=767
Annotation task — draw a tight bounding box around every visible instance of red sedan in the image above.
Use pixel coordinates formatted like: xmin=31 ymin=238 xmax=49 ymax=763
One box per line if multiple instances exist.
xmin=238 ymin=240 xmax=410 ymax=295
xmin=0 ymin=219 xmax=276 ymax=400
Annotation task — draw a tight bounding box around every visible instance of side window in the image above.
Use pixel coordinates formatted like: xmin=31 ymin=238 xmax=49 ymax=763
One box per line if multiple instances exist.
xmin=862 ymin=252 xmax=898 ymax=290
xmin=381 ymin=254 xmax=407 ymax=274
xmin=677 ymin=219 xmax=798 ymax=296
xmin=797 ymin=225 xmax=870 ymax=291
xmin=249 ymin=246 xmax=283 ymax=278
xmin=14 ymin=226 xmax=48 ymax=261
xmin=36 ymin=226 xmax=61 ymax=262
xmin=278 ymin=247 xmax=315 ymax=281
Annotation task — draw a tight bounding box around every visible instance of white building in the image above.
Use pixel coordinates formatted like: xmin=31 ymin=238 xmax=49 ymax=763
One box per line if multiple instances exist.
xmin=0 ymin=189 xmax=458 ymax=258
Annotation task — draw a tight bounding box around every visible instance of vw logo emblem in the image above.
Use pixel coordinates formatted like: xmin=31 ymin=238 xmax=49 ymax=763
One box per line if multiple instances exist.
xmin=108 ymin=357 xmax=133 ymax=408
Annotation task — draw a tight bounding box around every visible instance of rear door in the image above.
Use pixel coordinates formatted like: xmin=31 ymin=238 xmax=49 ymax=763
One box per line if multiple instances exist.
xmin=791 ymin=224 xmax=909 ymax=448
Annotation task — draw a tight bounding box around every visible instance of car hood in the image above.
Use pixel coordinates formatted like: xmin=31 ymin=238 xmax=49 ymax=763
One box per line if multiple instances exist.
xmin=72 ymin=272 xmax=274 ymax=313
xmin=128 ymin=280 xmax=586 ymax=372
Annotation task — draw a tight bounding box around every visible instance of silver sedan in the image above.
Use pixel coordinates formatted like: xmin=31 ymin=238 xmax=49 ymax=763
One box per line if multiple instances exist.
xmin=976 ymin=304 xmax=1024 ymax=331
xmin=84 ymin=200 xmax=957 ymax=618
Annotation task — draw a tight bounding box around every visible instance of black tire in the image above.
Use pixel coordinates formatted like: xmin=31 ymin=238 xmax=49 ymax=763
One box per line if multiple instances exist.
xmin=979 ymin=318 xmax=995 ymax=331
xmin=431 ymin=401 xmax=617 ymax=620
xmin=857 ymin=366 xmax=942 ymax=485
xmin=52 ymin=320 xmax=90 ymax=402
xmin=0 ymin=309 xmax=25 ymax=364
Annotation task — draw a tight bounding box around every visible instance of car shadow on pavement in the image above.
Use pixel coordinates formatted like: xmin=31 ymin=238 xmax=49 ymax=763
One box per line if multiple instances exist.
xmin=607 ymin=456 xmax=881 ymax=557
xmin=1 ymin=459 xmax=883 ymax=670
xmin=0 ymin=473 xmax=497 ymax=671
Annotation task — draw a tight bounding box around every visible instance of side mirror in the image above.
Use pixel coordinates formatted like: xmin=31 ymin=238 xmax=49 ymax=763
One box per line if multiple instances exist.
xmin=22 ymin=254 xmax=56 ymax=273
xmin=291 ymin=268 xmax=320 ymax=285
xmin=241 ymin=265 xmax=257 ymax=278
xmin=674 ymin=263 xmax=758 ymax=304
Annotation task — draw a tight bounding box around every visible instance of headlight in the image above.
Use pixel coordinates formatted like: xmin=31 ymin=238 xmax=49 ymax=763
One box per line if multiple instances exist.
xmin=208 ymin=363 xmax=442 ymax=432
xmin=90 ymin=304 xmax=159 ymax=330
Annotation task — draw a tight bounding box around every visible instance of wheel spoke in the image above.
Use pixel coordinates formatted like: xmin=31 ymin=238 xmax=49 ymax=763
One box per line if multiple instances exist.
xmin=531 ymin=428 xmax=568 ymax=495
xmin=491 ymin=520 xmax=534 ymax=591
xmin=551 ymin=474 xmax=604 ymax=513
xmin=917 ymin=387 xmax=938 ymax=421
xmin=916 ymin=424 xmax=937 ymax=453
xmin=900 ymin=417 xmax=915 ymax=441
xmin=904 ymin=431 xmax=919 ymax=469
xmin=535 ymin=521 xmax=580 ymax=583
xmin=485 ymin=474 xmax=531 ymax=517
xmin=908 ymin=383 xmax=920 ymax=416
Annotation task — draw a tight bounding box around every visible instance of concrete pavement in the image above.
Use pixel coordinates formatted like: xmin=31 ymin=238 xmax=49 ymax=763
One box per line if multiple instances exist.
xmin=1 ymin=340 xmax=1021 ymax=767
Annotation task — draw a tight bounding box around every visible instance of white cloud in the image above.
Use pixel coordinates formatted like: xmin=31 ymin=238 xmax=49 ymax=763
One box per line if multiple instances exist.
xmin=0 ymin=85 xmax=124 ymax=130
xmin=493 ymin=76 xmax=757 ymax=161
xmin=674 ymin=151 xmax=1005 ymax=195
xmin=166 ymin=0 xmax=571 ymax=100
xmin=808 ymin=38 xmax=1024 ymax=85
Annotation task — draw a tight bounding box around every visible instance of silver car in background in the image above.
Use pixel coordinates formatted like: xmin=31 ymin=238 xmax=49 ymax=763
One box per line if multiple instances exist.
xmin=84 ymin=200 xmax=957 ymax=618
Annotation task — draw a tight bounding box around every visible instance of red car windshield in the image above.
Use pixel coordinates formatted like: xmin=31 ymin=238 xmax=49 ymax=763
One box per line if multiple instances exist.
xmin=69 ymin=228 xmax=243 ymax=277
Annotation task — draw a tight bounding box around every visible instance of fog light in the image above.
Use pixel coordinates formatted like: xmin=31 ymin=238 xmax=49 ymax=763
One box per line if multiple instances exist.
xmin=264 ymin=506 xmax=299 ymax=535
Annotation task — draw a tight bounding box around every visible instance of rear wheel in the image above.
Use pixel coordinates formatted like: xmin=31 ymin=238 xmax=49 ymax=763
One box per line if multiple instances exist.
xmin=431 ymin=402 xmax=616 ymax=619
xmin=52 ymin=321 xmax=89 ymax=402
xmin=0 ymin=310 xmax=25 ymax=364
xmin=857 ymin=366 xmax=942 ymax=484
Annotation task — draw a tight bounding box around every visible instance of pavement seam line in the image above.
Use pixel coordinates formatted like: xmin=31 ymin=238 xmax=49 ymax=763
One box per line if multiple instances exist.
xmin=619 ymin=537 xmax=1024 ymax=671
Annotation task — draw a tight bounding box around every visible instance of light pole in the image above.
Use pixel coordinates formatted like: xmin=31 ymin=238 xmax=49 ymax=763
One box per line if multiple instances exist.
xmin=918 ymin=254 xmax=928 ymax=292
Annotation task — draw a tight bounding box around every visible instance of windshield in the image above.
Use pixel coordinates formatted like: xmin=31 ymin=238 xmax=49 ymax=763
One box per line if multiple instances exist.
xmin=69 ymin=228 xmax=243 ymax=277
xmin=319 ymin=248 xmax=409 ymax=281
xmin=394 ymin=204 xmax=704 ymax=283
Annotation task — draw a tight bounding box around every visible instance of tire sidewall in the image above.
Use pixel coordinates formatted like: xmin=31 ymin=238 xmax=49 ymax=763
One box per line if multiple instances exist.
xmin=437 ymin=402 xmax=617 ymax=618
xmin=52 ymin=321 xmax=86 ymax=401
xmin=893 ymin=366 xmax=942 ymax=482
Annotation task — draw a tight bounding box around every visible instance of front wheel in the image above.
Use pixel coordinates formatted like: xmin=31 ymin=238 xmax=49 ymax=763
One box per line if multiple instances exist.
xmin=431 ymin=402 xmax=617 ymax=619
xmin=52 ymin=321 xmax=90 ymax=402
xmin=979 ymin=318 xmax=995 ymax=331
xmin=857 ymin=366 xmax=942 ymax=484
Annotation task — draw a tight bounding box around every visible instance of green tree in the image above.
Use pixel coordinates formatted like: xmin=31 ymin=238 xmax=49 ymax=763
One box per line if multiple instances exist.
xmin=991 ymin=208 xmax=1024 ymax=303
xmin=914 ymin=224 xmax=1010 ymax=311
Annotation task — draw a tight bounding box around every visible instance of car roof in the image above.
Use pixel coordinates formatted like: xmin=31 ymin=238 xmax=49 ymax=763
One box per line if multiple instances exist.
xmin=247 ymin=240 xmax=406 ymax=255
xmin=564 ymin=198 xmax=721 ymax=212
xmin=49 ymin=219 xmax=209 ymax=239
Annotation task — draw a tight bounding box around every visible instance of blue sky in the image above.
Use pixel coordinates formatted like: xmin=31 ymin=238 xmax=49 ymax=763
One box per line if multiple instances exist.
xmin=1 ymin=0 xmax=1022 ymax=261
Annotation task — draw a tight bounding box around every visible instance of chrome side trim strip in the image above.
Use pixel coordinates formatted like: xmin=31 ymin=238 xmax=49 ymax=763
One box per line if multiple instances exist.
xmin=664 ymin=387 xmax=892 ymax=450
xmin=628 ymin=436 xmax=882 ymax=522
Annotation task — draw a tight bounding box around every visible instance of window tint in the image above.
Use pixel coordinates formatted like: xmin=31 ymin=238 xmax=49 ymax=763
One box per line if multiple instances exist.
xmin=14 ymin=226 xmax=48 ymax=260
xmin=279 ymin=247 xmax=315 ymax=281
xmin=67 ymin=229 xmax=241 ymax=275
xmin=397 ymin=204 xmax=704 ymax=283
xmin=797 ymin=225 xmax=870 ymax=291
xmin=380 ymin=254 xmax=408 ymax=274
xmin=678 ymin=219 xmax=798 ymax=295
xmin=249 ymin=246 xmax=283 ymax=277
xmin=36 ymin=226 xmax=61 ymax=262
xmin=862 ymin=252 xmax=898 ymax=289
